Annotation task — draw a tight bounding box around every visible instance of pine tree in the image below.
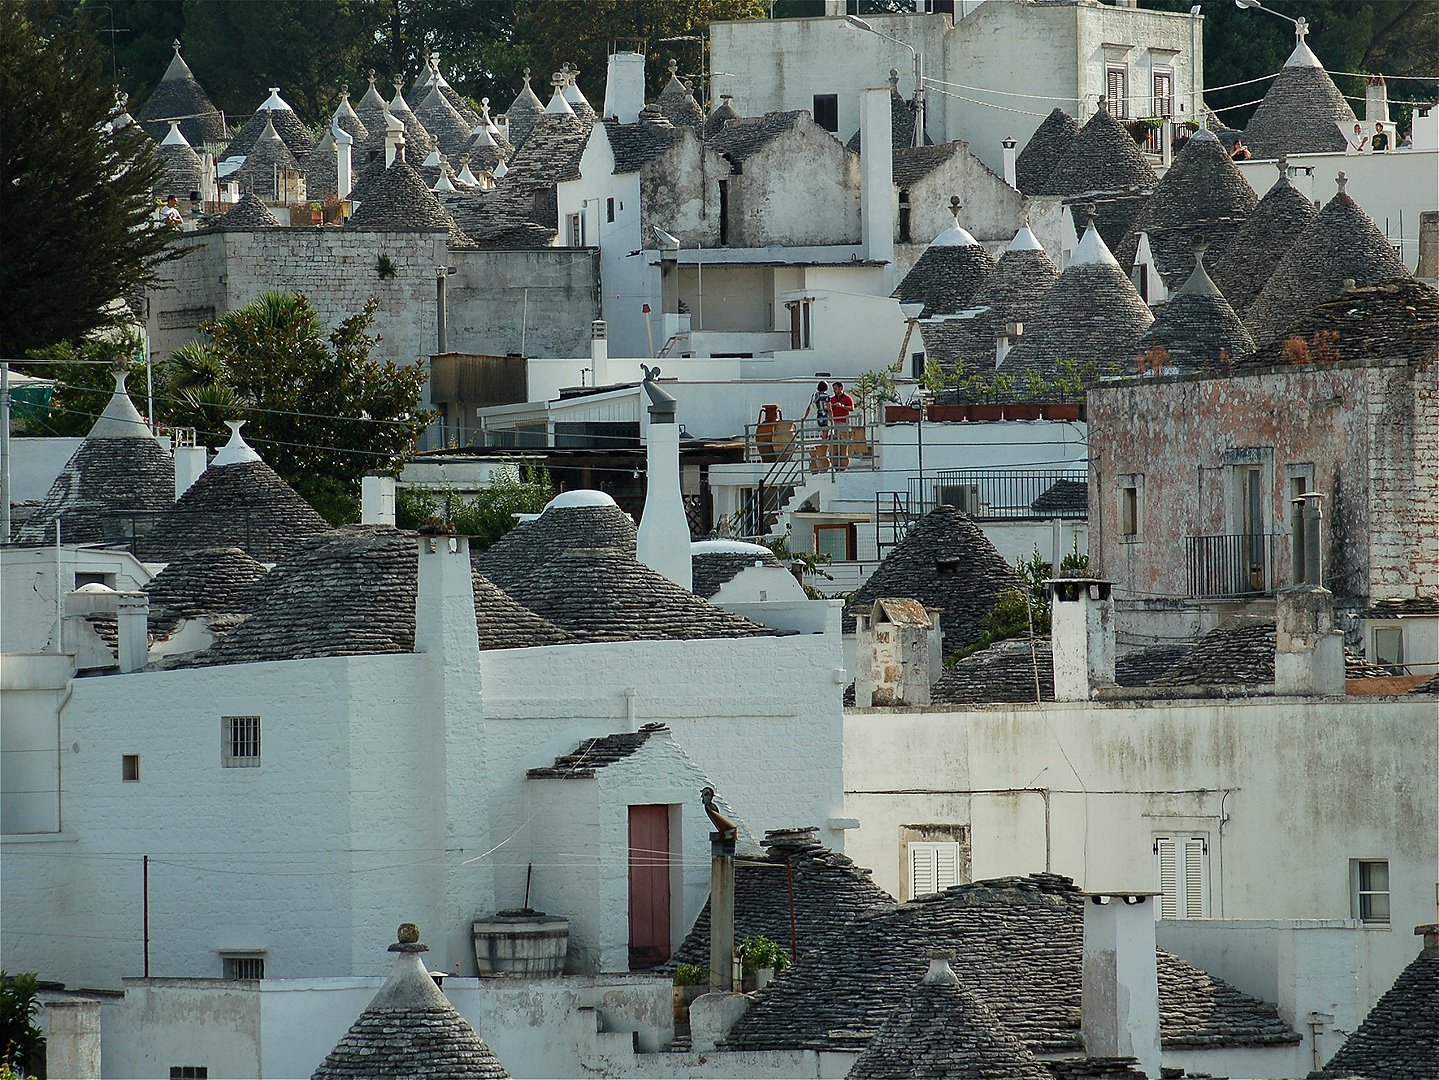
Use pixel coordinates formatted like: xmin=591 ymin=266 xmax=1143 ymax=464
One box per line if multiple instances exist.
xmin=0 ymin=3 xmax=178 ymax=357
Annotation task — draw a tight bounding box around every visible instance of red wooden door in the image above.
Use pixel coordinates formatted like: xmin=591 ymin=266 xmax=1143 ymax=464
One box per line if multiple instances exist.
xmin=628 ymin=805 xmax=671 ymax=969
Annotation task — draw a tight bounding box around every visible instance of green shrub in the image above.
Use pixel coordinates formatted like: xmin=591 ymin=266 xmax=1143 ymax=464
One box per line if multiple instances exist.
xmin=741 ymin=935 xmax=791 ymax=975
xmin=673 ymin=963 xmax=706 ymax=987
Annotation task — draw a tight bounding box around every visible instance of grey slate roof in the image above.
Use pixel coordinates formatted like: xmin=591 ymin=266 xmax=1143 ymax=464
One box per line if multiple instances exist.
xmin=1411 ymin=674 xmax=1439 ymax=695
xmin=1210 ymin=164 xmax=1319 ymax=313
xmin=1248 ymin=278 xmax=1439 ymax=367
xmin=603 ymin=115 xmax=686 ymax=174
xmin=312 ymin=930 xmax=510 ymax=1079
xmin=846 ymin=81 xmax=923 ymax=155
xmin=1244 ymin=181 xmax=1413 ymax=346
xmin=704 ymin=96 xmax=741 ymax=141
xmin=894 ymin=243 xmax=997 ymax=319
xmin=353 ymin=77 xmax=394 ymax=154
xmin=307 ymin=129 xmax=341 ymax=201
xmin=1071 ymin=194 xmax=1152 ymax=255
xmin=933 ymin=638 xmax=1053 ymax=705
xmin=186 ymin=527 xmax=572 ymax=667
xmin=416 ymin=83 xmax=475 ymax=160
xmin=503 ymin=72 xmax=546 ymax=149
xmin=526 ymin=722 xmax=668 ymax=778
xmin=157 ymin=135 xmax=204 ymax=199
xmin=386 ymin=86 xmax=439 ymax=161
xmin=1243 ymin=61 xmax=1355 ymax=160
xmin=136 ymin=47 xmax=230 ymax=148
xmin=692 ymin=547 xmax=785 ymax=599
xmin=1034 ymin=107 xmax=1157 ymax=199
xmin=477 ymin=502 xmax=637 ymax=584
xmin=1117 ymin=130 xmax=1258 ymax=291
xmin=1154 ymin=621 xmax=1275 ymax=688
xmin=135 ymin=458 xmax=331 ymax=562
xmin=846 ymin=962 xmax=1053 ymax=1080
xmin=1359 ymin=596 xmax=1439 ymax=618
xmin=670 ymin=830 xmax=894 ymax=971
xmin=1015 ymin=108 xmax=1079 ymax=196
xmin=658 ymin=75 xmax=705 ymax=135
xmin=233 ymin=119 xmax=303 ymax=202
xmin=1134 ymin=245 xmax=1256 ymax=369
xmin=332 ymin=91 xmax=369 ymax=145
xmin=708 ymin=111 xmax=806 ymax=165
xmin=464 ymin=112 xmax=591 ymax=239
xmin=844 ymin=506 xmax=1021 ymax=654
xmin=225 ymin=97 xmax=315 ymax=166
xmin=921 ymin=242 xmax=1060 ymax=371
xmin=721 ymin=873 xmax=1301 ymax=1054
xmin=212 ymin=192 xmax=282 ymax=230
xmin=482 ymin=546 xmax=773 ymax=643
xmin=346 ymin=155 xmax=475 ymax=248
xmin=143 ymin=546 xmax=267 ymax=638
xmin=1309 ymin=927 xmax=1438 ymax=1079
xmin=893 ymin=142 xmax=965 ymax=189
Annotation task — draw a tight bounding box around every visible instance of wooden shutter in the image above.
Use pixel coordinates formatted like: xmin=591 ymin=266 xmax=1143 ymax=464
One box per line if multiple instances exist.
xmin=909 ymin=842 xmax=963 ymax=898
xmin=1155 ymin=836 xmax=1207 ymax=918
xmin=1156 ymin=838 xmax=1179 ymax=919
xmin=1107 ymin=67 xmax=1128 ymax=118
xmin=1183 ymin=837 xmax=1207 ymax=917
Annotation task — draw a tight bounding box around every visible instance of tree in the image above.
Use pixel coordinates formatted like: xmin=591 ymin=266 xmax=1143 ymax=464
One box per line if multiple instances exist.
xmin=76 ymin=0 xmax=186 ymax=105
xmin=12 ymin=328 xmax=152 ymax=438
xmin=396 ymin=464 xmax=557 ymax=550
xmin=158 ymin=291 xmax=431 ymax=524
xmin=0 ymin=3 xmax=178 ymax=357
xmin=0 ymin=972 xmax=45 ymax=1077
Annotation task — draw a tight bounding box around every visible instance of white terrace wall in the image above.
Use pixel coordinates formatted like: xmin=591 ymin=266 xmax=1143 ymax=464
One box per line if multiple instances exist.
xmin=843 ymin=696 xmax=1438 ymax=1021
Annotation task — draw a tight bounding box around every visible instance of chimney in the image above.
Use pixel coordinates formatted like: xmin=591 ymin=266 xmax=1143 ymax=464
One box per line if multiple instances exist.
xmin=1082 ymin=893 xmax=1162 ymax=1079
xmin=385 ymin=112 xmax=404 ymax=167
xmin=603 ymin=44 xmax=647 ymax=124
xmin=1001 ymin=137 xmax=1018 ymax=189
xmin=335 ymin=123 xmax=354 ymax=199
xmin=174 ymin=437 xmax=207 ymax=499
xmin=590 ymin=320 xmax=610 ymax=386
xmin=857 ymin=599 xmax=937 ymax=706
xmin=860 ymin=86 xmax=895 ymax=282
xmin=1365 ymin=75 xmax=1391 ymax=125
xmin=362 ymin=475 xmax=396 ymax=525
xmin=65 ymin=587 xmax=149 ymax=672
xmin=636 ymin=372 xmax=693 ymax=590
xmin=199 ymin=152 xmax=217 ymax=203
xmin=995 ymin=321 xmax=1022 ymax=368
xmin=1275 ymin=585 xmax=1345 ymax=696
xmin=1050 ymin=578 xmax=1115 ymax=700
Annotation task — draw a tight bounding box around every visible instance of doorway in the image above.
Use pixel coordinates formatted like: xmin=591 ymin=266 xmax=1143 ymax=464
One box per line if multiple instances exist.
xmin=628 ymin=804 xmax=672 ymax=969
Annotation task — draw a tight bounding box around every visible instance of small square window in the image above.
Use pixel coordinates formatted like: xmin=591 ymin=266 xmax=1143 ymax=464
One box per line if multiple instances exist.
xmin=1353 ymin=860 xmax=1390 ymax=924
xmin=169 ymin=1068 xmax=208 ymax=1079
xmin=122 ymin=754 xmax=140 ymax=782
xmin=1373 ymin=627 xmax=1403 ymax=674
xmin=606 ymin=197 xmax=615 ymax=223
xmin=222 ymin=955 xmax=264 ymax=980
xmin=222 ymin=716 xmax=261 ymax=768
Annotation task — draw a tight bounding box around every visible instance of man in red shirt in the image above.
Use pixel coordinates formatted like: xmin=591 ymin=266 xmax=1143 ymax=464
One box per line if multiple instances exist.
xmin=830 ymin=381 xmax=856 ymax=466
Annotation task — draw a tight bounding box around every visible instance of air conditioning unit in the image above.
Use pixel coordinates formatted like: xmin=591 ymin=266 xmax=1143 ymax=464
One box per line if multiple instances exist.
xmin=937 ymin=484 xmax=984 ymax=515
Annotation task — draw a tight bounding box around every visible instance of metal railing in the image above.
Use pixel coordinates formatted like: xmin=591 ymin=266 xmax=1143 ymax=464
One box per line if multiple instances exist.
xmin=1186 ymin=533 xmax=1282 ymax=598
xmin=874 ymin=491 xmax=918 ymax=561
xmin=909 ymin=469 xmax=1088 ymax=522
xmin=743 ymin=418 xmax=877 ymax=473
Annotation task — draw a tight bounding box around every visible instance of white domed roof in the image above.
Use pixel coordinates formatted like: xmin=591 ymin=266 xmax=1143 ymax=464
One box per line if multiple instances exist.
xmin=543 ymin=489 xmax=617 ymax=512
xmin=691 ymin=539 xmax=774 ymax=557
xmin=929 ymin=223 xmax=980 ymax=248
xmin=74 ymin=582 xmax=117 ymax=593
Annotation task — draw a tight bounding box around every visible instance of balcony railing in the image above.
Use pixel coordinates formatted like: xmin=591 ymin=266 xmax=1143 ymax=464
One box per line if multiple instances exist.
xmin=743 ymin=417 xmax=876 ymax=473
xmin=909 ymin=469 xmax=1088 ymax=521
xmin=1186 ymin=533 xmax=1282 ymax=598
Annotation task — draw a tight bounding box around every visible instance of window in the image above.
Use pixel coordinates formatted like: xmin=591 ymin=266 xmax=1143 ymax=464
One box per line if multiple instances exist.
xmin=812 ymin=93 xmax=839 ymax=133
xmin=787 ymin=300 xmax=813 ymax=350
xmin=814 ymin=524 xmax=855 ymax=561
xmin=909 ymin=842 xmax=964 ymax=897
xmin=1155 ymin=836 xmax=1207 ymax=919
xmin=898 ymin=189 xmax=912 ymax=243
xmin=1352 ymin=860 xmax=1390 ymax=924
xmin=1106 ymin=66 xmax=1129 ymax=119
xmin=1120 ymin=474 xmax=1142 ymax=540
xmin=169 ymin=1069 xmax=208 ymax=1079
xmin=719 ymin=179 xmax=730 ymax=246
xmin=566 ymin=212 xmax=584 ymax=247
xmin=606 ymin=197 xmax=615 ymax=223
xmin=910 ymin=352 xmax=925 ymax=379
xmin=75 ymin=572 xmax=115 ymax=589
xmin=223 ymin=716 xmax=261 ymax=768
xmin=1122 ymin=487 xmax=1139 ymax=538
xmin=223 ymin=954 xmax=265 ymax=980
xmin=1152 ymin=69 xmax=1174 ymax=118
xmin=1373 ymin=627 xmax=1404 ymax=674
xmin=122 ymin=754 xmax=140 ymax=782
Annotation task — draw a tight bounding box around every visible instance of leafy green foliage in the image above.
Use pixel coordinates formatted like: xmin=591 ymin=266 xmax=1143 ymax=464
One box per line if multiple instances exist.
xmin=0 ymin=972 xmax=45 ymax=1075
xmin=673 ymin=963 xmax=706 ymax=987
xmin=12 ymin=330 xmax=153 ymax=437
xmin=741 ymin=934 xmax=791 ymax=975
xmin=156 ymin=291 xmax=431 ymax=524
xmin=764 ymin=528 xmax=833 ymax=600
xmin=0 ymin=2 xmax=178 ymax=357
xmin=396 ymin=465 xmax=557 ymax=550
xmin=951 ymin=544 xmax=1067 ymax=661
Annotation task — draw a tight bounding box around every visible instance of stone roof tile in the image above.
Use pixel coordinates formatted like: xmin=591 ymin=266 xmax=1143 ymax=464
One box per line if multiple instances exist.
xmin=156 ymin=130 xmax=204 ymax=199
xmin=1247 ymin=278 xmax=1438 ymax=366
xmin=224 ymin=91 xmax=316 ymax=165
xmin=1243 ymin=56 xmax=1356 ymax=160
xmin=345 ymin=155 xmax=475 ymax=248
xmin=1210 ymin=163 xmax=1319 ymax=313
xmin=920 ymin=236 xmax=1059 ymax=371
xmin=143 ymin=546 xmax=268 ymax=637
xmin=1015 ymin=108 xmax=1079 ymax=196
xmin=386 ymin=83 xmax=439 ymax=161
xmin=232 ymin=118 xmax=303 ymax=202
xmin=1135 ymin=245 xmax=1256 ymax=369
xmin=526 ymin=722 xmax=669 ymax=778
xmin=211 ymin=192 xmax=282 ymax=230
xmin=846 ymin=81 xmax=923 ymax=154
xmin=894 ymin=238 xmax=997 ymax=319
xmin=416 ymin=83 xmax=475 ymax=160
xmin=604 ymin=115 xmax=687 ymax=174
xmin=1034 ymin=107 xmax=1157 ymax=199
xmin=704 ymin=96 xmax=741 ymax=141
xmin=136 ymin=46 xmax=230 ymax=148
xmin=892 ymin=142 xmax=965 ymax=189
xmin=503 ymin=71 xmax=546 ymax=149
xmin=658 ymin=73 xmax=706 ymax=135
xmin=692 ymin=547 xmax=784 ymax=600
xmin=708 ymin=110 xmax=805 ymax=164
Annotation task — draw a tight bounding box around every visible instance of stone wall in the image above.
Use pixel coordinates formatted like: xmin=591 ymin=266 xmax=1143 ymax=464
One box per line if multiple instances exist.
xmin=447 ymin=247 xmax=600 ymax=360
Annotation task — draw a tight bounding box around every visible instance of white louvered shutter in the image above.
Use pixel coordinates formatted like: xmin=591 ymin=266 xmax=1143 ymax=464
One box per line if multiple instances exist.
xmin=1183 ymin=837 xmax=1208 ymax=918
xmin=935 ymin=843 xmax=961 ymax=890
xmin=910 ymin=844 xmax=937 ymax=898
xmin=1156 ymin=838 xmax=1179 ymax=919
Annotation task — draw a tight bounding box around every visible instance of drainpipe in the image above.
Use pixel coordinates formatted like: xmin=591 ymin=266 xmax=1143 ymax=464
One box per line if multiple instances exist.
xmin=1 ymin=362 xmax=11 ymax=542
xmin=436 ymin=266 xmax=448 ymax=354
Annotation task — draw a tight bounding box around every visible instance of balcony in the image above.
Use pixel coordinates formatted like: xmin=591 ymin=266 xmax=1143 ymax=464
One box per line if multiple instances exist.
xmin=1186 ymin=534 xmax=1282 ymax=598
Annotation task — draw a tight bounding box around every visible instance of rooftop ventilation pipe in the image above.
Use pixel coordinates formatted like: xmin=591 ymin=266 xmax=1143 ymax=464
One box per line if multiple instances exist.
xmin=635 ymin=367 xmax=692 ymax=591
xmin=1001 ymin=137 xmax=1018 ymax=189
xmin=590 ymin=320 xmax=609 ymax=386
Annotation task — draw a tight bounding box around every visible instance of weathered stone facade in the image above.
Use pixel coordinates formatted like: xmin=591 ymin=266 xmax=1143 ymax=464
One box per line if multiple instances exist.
xmin=1088 ymin=358 xmax=1438 ymax=607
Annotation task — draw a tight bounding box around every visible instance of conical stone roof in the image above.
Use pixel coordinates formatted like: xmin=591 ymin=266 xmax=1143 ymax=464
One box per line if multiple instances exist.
xmin=224 ymin=87 xmax=315 ymax=165
xmin=136 ymin=42 xmax=230 ymax=148
xmin=998 ymin=221 xmax=1154 ymax=376
xmin=312 ymin=925 xmax=510 ymax=1080
xmin=308 ymin=129 xmax=341 ymax=202
xmin=14 ymin=372 xmax=174 ymax=546
xmin=1015 ymin=107 xmax=1079 ymax=196
xmin=331 ymin=90 xmax=369 ymax=145
xmin=233 ymin=117 xmax=303 ymax=202
xmin=346 ymin=155 xmax=474 ymax=248
xmin=353 ymin=74 xmax=393 ymax=153
xmin=211 ymin=192 xmax=282 ymax=230
xmin=156 ymin=122 xmax=204 ymax=198
xmin=847 ymin=74 xmax=922 ymax=153
xmin=658 ymin=63 xmax=705 ymax=135
xmin=504 ymin=69 xmax=545 ymax=149
xmin=477 ymin=493 xmax=636 ymax=585
xmin=1244 ymin=174 xmax=1412 ymax=346
xmin=463 ymin=121 xmax=505 ymax=174
xmin=1243 ymin=38 xmax=1355 ymax=159
xmin=416 ymin=83 xmax=474 ymax=159
xmin=1135 ymin=243 xmax=1255 ymax=369
xmin=144 ymin=546 xmax=268 ymax=638
xmin=1117 ymin=128 xmax=1258 ymax=292
xmin=844 ymin=505 xmax=1021 ymax=654
xmin=846 ymin=957 xmax=1053 ymax=1080
xmin=415 ymin=55 xmax=481 ymax=128
xmin=705 ymin=94 xmax=741 ymax=141
xmin=1034 ymin=106 xmax=1156 ymax=198
xmin=1210 ymin=158 xmax=1319 ymax=313
xmin=893 ymin=214 xmax=996 ymax=318
xmin=387 ymin=82 xmax=438 ymax=160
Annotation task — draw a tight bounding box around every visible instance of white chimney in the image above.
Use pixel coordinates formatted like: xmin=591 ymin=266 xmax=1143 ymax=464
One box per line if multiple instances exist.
xmin=362 ymin=475 xmax=396 ymax=525
xmin=116 ymin=593 xmax=149 ymax=673
xmin=385 ymin=112 xmax=404 ymax=166
xmin=1082 ymin=894 xmax=1161 ymax=1079
xmin=856 ymin=598 xmax=938 ymax=706
xmin=1365 ymin=75 xmax=1391 ymax=125
xmin=860 ymin=86 xmax=895 ymax=282
xmin=174 ymin=443 xmax=207 ymax=498
xmin=636 ymin=373 xmax=692 ymax=590
xmin=1275 ymin=586 xmax=1345 ymax=696
xmin=335 ymin=123 xmax=354 ymax=199
xmin=590 ymin=320 xmax=610 ymax=386
xmin=995 ymin=321 xmax=1022 ymax=368
xmin=1001 ymin=137 xmax=1018 ymax=189
xmin=604 ymin=46 xmax=647 ymax=124
xmin=1050 ymin=578 xmax=1115 ymax=700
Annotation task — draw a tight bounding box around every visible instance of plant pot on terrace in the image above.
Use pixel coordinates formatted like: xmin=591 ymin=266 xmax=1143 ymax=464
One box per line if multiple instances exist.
xmin=885 ymin=405 xmax=920 ymax=423
xmin=1041 ymin=402 xmax=1081 ymax=420
xmin=970 ymin=403 xmax=1004 ymax=421
xmin=926 ymin=404 xmax=971 ymax=422
xmin=1003 ymin=403 xmax=1043 ymax=421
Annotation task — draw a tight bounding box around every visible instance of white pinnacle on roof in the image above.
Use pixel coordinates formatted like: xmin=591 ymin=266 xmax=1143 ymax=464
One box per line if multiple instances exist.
xmin=423 ymin=149 xmax=442 ymax=167
xmin=159 ymin=40 xmax=195 ymax=83
xmin=493 ymin=159 xmax=509 ymax=178
xmin=1284 ymin=34 xmax=1323 ymax=69
xmin=930 ymin=223 xmax=979 ymax=248
xmin=433 ymin=171 xmax=457 ymax=193
xmin=561 ymin=64 xmax=590 ymax=108
xmin=470 ymin=121 xmax=497 ymax=148
xmin=259 ymin=87 xmax=294 ymax=112
xmin=211 ymin=420 xmax=262 ymax=467
xmin=481 ymin=99 xmax=501 ymax=137
xmin=162 ymin=120 xmax=191 ymax=147
xmin=1068 ymin=220 xmax=1120 ymax=268
xmin=545 ymin=72 xmax=575 ymax=115
xmin=544 ymin=489 xmax=617 ymax=512
xmin=1006 ymin=225 xmax=1044 ymax=251
xmin=1189 ymin=125 xmax=1220 ymax=144
xmin=89 ymin=370 xmax=151 ymax=439
xmin=457 ymin=161 xmax=480 ymax=186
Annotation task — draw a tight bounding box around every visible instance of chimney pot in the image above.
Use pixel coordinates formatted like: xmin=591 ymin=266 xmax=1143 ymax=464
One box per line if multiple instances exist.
xmin=1001 ymin=138 xmax=1019 ymax=190
xmin=1082 ymin=891 xmax=1161 ymax=1078
xmin=1050 ymin=577 xmax=1115 ymax=700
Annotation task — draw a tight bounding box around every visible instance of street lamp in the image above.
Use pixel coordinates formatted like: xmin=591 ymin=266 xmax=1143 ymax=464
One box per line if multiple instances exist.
xmin=1233 ymin=0 xmax=1310 ymax=46
xmin=843 ymin=15 xmax=924 ymax=148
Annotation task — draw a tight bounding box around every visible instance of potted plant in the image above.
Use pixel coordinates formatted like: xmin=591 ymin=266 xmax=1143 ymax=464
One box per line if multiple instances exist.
xmin=965 ymin=373 xmax=1002 ymax=421
xmin=741 ymin=935 xmax=791 ymax=992
xmin=1005 ymin=371 xmax=1046 ymax=420
xmin=673 ymin=963 xmax=707 ymax=1018
xmin=885 ymin=403 xmax=920 ymax=423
